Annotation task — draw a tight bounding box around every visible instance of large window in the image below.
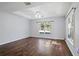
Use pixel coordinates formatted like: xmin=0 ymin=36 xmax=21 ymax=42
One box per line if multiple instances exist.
xmin=67 ymin=8 xmax=76 ymax=45
xmin=39 ymin=21 xmax=52 ymax=34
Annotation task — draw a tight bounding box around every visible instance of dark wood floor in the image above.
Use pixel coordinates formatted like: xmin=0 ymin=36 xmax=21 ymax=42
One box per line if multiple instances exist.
xmin=0 ymin=37 xmax=72 ymax=56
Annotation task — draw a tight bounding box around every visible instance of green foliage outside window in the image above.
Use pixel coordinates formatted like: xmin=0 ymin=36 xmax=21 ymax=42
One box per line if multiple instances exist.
xmin=40 ymin=21 xmax=51 ymax=32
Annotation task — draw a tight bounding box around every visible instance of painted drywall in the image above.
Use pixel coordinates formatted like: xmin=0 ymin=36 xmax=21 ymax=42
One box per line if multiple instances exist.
xmin=75 ymin=3 xmax=79 ymax=55
xmin=0 ymin=12 xmax=30 ymax=45
xmin=65 ymin=2 xmax=79 ymax=56
xmin=30 ymin=17 xmax=65 ymax=39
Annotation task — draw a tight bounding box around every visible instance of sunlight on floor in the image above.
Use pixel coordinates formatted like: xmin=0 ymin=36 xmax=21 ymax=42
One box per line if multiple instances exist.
xmin=45 ymin=40 xmax=61 ymax=47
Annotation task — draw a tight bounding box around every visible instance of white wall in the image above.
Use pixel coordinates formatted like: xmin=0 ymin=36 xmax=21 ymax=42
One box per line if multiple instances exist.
xmin=0 ymin=11 xmax=65 ymax=46
xmin=74 ymin=3 xmax=79 ymax=55
xmin=65 ymin=2 xmax=79 ymax=56
xmin=0 ymin=12 xmax=30 ymax=45
xmin=30 ymin=17 xmax=65 ymax=39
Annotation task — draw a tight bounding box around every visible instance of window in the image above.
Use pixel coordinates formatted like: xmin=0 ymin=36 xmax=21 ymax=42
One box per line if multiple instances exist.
xmin=67 ymin=8 xmax=75 ymax=45
xmin=39 ymin=21 xmax=52 ymax=34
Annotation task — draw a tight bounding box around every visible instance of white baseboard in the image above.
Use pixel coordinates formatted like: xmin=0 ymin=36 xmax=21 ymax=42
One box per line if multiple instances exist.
xmin=0 ymin=36 xmax=64 ymax=45
xmin=0 ymin=36 xmax=30 ymax=45
xmin=30 ymin=36 xmax=64 ymax=40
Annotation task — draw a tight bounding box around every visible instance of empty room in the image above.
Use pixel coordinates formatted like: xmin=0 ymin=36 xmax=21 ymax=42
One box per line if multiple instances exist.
xmin=0 ymin=2 xmax=79 ymax=56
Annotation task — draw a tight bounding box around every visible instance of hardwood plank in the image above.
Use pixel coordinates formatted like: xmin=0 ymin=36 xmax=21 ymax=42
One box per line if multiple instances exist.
xmin=0 ymin=37 xmax=72 ymax=56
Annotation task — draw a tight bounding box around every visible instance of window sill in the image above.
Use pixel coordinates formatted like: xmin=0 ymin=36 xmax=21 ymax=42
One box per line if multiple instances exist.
xmin=39 ymin=32 xmax=51 ymax=34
